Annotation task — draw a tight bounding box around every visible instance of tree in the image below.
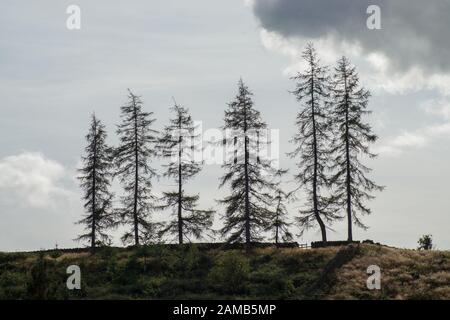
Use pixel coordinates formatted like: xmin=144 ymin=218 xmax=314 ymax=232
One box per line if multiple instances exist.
xmin=157 ymin=102 xmax=214 ymax=244
xmin=219 ymin=79 xmax=281 ymax=251
xmin=418 ymin=234 xmax=434 ymax=250
xmin=115 ymin=89 xmax=159 ymax=246
xmin=329 ymin=56 xmax=384 ymax=242
xmin=266 ymin=189 xmax=293 ymax=245
xmin=77 ymin=114 xmax=115 ymax=249
xmin=289 ymin=43 xmax=339 ymax=243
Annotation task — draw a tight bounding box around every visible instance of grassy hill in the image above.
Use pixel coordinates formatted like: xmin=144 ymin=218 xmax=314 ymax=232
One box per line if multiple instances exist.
xmin=0 ymin=244 xmax=448 ymax=300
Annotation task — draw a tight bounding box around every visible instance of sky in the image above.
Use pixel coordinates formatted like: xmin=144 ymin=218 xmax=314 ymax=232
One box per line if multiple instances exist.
xmin=0 ymin=0 xmax=449 ymax=251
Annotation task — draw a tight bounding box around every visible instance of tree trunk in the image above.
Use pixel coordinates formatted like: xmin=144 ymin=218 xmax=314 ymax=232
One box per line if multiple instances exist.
xmin=177 ymin=133 xmax=183 ymax=244
xmin=344 ymin=73 xmax=353 ymax=242
xmin=310 ymin=74 xmax=327 ymax=243
xmin=133 ymin=104 xmax=140 ymax=246
xmin=91 ymin=119 xmax=97 ymax=250
xmin=275 ymin=193 xmax=281 ymax=245
xmin=243 ymin=105 xmax=251 ymax=252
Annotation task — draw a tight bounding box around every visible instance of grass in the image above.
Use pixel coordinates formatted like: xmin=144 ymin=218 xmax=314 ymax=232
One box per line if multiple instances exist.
xmin=0 ymin=244 xmax=448 ymax=300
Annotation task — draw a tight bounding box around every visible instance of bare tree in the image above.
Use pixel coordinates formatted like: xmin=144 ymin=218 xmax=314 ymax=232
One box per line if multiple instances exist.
xmin=329 ymin=57 xmax=384 ymax=241
xmin=289 ymin=43 xmax=340 ymax=243
xmin=77 ymin=114 xmax=115 ymax=249
xmin=219 ymin=79 xmax=282 ymax=251
xmin=266 ymin=189 xmax=293 ymax=245
xmin=115 ymin=89 xmax=159 ymax=246
xmin=157 ymin=102 xmax=214 ymax=243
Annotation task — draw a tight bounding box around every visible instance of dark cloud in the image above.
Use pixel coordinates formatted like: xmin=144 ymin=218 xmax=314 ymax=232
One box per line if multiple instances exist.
xmin=252 ymin=0 xmax=450 ymax=73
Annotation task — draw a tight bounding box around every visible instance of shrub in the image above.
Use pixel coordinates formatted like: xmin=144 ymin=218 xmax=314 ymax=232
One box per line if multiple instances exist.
xmin=248 ymin=265 xmax=294 ymax=298
xmin=207 ymin=251 xmax=250 ymax=294
xmin=26 ymin=253 xmax=50 ymax=299
xmin=418 ymin=235 xmax=434 ymax=250
xmin=0 ymin=271 xmax=27 ymax=299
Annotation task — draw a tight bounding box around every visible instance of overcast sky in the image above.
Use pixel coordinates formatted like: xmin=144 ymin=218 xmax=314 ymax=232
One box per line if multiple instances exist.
xmin=1 ymin=0 xmax=449 ymax=251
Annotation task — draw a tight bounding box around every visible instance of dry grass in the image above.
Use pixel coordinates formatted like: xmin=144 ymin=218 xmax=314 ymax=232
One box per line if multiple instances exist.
xmin=327 ymin=244 xmax=450 ymax=300
xmin=1 ymin=244 xmax=447 ymax=299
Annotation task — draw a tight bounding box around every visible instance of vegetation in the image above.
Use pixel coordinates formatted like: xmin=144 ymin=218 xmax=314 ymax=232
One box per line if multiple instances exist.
xmin=157 ymin=102 xmax=214 ymax=244
xmin=114 ymin=89 xmax=159 ymax=246
xmin=77 ymin=114 xmax=115 ymax=249
xmin=0 ymin=244 xmax=448 ymax=300
xmin=71 ymin=44 xmax=383 ymax=249
xmin=219 ymin=79 xmax=284 ymax=250
xmin=329 ymin=56 xmax=384 ymax=241
xmin=418 ymin=235 xmax=434 ymax=250
xmin=289 ymin=43 xmax=339 ymax=243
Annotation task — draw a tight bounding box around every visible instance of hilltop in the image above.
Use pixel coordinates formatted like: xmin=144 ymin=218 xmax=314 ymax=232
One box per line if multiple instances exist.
xmin=0 ymin=244 xmax=448 ymax=300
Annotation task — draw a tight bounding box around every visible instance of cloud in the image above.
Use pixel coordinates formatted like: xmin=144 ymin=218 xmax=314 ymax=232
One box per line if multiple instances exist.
xmin=252 ymin=0 xmax=450 ymax=72
xmin=421 ymin=98 xmax=450 ymax=120
xmin=376 ymin=123 xmax=450 ymax=157
xmin=0 ymin=152 xmax=74 ymax=208
xmin=375 ymin=132 xmax=427 ymax=157
xmin=252 ymin=0 xmax=450 ymax=94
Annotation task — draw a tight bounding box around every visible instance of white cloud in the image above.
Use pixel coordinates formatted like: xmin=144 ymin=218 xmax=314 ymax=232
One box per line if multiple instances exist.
xmin=421 ymin=98 xmax=450 ymax=120
xmin=260 ymin=30 xmax=361 ymax=76
xmin=376 ymin=98 xmax=450 ymax=156
xmin=0 ymin=152 xmax=74 ymax=208
xmin=375 ymin=132 xmax=427 ymax=157
xmin=376 ymin=123 xmax=450 ymax=157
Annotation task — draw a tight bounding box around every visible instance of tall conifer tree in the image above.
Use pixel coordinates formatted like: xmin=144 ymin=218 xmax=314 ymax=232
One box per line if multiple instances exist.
xmin=115 ymin=89 xmax=159 ymax=245
xmin=329 ymin=56 xmax=384 ymax=241
xmin=266 ymin=189 xmax=293 ymax=245
xmin=77 ymin=114 xmax=114 ymax=249
xmin=158 ymin=102 xmax=214 ymax=244
xmin=219 ymin=79 xmax=280 ymax=251
xmin=289 ymin=44 xmax=339 ymax=243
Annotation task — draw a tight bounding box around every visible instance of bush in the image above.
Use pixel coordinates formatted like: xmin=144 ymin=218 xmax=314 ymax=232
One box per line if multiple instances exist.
xmin=26 ymin=253 xmax=51 ymax=299
xmin=208 ymin=251 xmax=250 ymax=294
xmin=49 ymin=250 xmax=62 ymax=259
xmin=0 ymin=252 xmax=27 ymax=264
xmin=248 ymin=265 xmax=294 ymax=298
xmin=0 ymin=271 xmax=27 ymax=299
xmin=418 ymin=235 xmax=434 ymax=250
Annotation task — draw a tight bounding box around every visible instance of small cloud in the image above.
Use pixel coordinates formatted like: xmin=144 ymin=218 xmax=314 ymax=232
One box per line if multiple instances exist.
xmin=375 ymin=131 xmax=428 ymax=157
xmin=0 ymin=152 xmax=74 ymax=208
xmin=376 ymin=123 xmax=450 ymax=157
xmin=421 ymin=98 xmax=450 ymax=120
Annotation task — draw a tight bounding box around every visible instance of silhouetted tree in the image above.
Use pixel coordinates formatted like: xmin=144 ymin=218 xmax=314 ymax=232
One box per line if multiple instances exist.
xmin=157 ymin=102 xmax=214 ymax=244
xmin=115 ymin=89 xmax=159 ymax=246
xmin=329 ymin=57 xmax=384 ymax=242
xmin=418 ymin=234 xmax=434 ymax=250
xmin=77 ymin=114 xmax=114 ymax=249
xmin=266 ymin=189 xmax=293 ymax=245
xmin=289 ymin=44 xmax=339 ymax=243
xmin=219 ymin=79 xmax=281 ymax=251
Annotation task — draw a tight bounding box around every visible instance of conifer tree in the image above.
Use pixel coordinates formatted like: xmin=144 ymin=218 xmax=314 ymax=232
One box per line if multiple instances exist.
xmin=219 ymin=79 xmax=280 ymax=251
xmin=329 ymin=56 xmax=384 ymax=242
xmin=266 ymin=189 xmax=293 ymax=245
xmin=157 ymin=102 xmax=214 ymax=244
xmin=77 ymin=114 xmax=114 ymax=249
xmin=115 ymin=89 xmax=159 ymax=246
xmin=289 ymin=43 xmax=339 ymax=243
